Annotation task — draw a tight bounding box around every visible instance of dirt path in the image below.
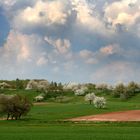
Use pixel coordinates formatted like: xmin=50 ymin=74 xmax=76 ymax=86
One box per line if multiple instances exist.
xmin=70 ymin=110 xmax=140 ymax=122
xmin=0 ymin=118 xmax=6 ymax=120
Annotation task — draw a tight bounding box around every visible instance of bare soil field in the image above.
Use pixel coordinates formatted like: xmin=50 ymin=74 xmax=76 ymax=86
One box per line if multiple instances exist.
xmin=70 ymin=110 xmax=140 ymax=122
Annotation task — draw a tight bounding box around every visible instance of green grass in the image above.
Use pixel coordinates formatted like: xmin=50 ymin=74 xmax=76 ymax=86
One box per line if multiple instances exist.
xmin=0 ymin=124 xmax=140 ymax=140
xmin=0 ymin=89 xmax=140 ymax=140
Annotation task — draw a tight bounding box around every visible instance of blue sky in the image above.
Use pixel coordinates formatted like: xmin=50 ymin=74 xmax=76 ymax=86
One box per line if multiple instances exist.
xmin=0 ymin=8 xmax=9 ymax=46
xmin=0 ymin=0 xmax=140 ymax=84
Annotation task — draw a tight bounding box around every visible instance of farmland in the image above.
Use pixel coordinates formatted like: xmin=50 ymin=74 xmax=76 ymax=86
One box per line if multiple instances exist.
xmin=0 ymin=88 xmax=140 ymax=140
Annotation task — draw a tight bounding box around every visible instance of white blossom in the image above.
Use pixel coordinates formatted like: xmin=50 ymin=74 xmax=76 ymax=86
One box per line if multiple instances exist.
xmin=75 ymin=86 xmax=88 ymax=96
xmin=26 ymin=80 xmax=49 ymax=90
xmin=93 ymin=96 xmax=106 ymax=108
xmin=85 ymin=93 xmax=96 ymax=104
xmin=34 ymin=95 xmax=44 ymax=102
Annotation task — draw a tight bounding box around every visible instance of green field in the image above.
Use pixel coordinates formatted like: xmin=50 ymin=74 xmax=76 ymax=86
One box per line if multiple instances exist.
xmin=0 ymin=89 xmax=140 ymax=140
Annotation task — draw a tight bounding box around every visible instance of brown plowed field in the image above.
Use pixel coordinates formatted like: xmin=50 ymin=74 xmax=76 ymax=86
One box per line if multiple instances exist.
xmin=70 ymin=110 xmax=140 ymax=122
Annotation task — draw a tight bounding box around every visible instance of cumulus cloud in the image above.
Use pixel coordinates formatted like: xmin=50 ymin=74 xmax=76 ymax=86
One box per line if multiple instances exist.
xmin=79 ymin=44 xmax=122 ymax=65
xmin=79 ymin=49 xmax=94 ymax=59
xmin=1 ymin=30 xmax=31 ymax=63
xmin=44 ymin=37 xmax=71 ymax=54
xmin=100 ymin=44 xmax=121 ymax=56
xmin=73 ymin=0 xmax=112 ymax=35
xmin=0 ymin=30 xmax=50 ymax=79
xmin=104 ymin=0 xmax=140 ymax=33
xmin=36 ymin=56 xmax=48 ymax=66
xmin=11 ymin=0 xmax=70 ymax=31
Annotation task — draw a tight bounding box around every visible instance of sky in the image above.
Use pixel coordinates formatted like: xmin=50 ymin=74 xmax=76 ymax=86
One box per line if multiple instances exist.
xmin=0 ymin=0 xmax=140 ymax=84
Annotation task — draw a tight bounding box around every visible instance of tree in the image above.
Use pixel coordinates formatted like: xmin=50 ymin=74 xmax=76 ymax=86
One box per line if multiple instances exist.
xmin=85 ymin=93 xmax=96 ymax=104
xmin=44 ymin=82 xmax=64 ymax=100
xmin=93 ymin=97 xmax=106 ymax=109
xmin=16 ymin=78 xmax=24 ymax=89
xmin=127 ymin=81 xmax=138 ymax=96
xmin=96 ymin=83 xmax=108 ymax=90
xmin=0 ymin=94 xmax=32 ymax=120
xmin=113 ymin=83 xmax=125 ymax=98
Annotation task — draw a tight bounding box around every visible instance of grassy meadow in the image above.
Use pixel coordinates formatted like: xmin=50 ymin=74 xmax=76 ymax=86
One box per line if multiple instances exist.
xmin=0 ymin=89 xmax=140 ymax=140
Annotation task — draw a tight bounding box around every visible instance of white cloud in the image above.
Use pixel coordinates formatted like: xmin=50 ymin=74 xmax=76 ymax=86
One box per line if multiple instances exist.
xmin=0 ymin=30 xmax=49 ymax=71
xmin=36 ymin=56 xmax=48 ymax=66
xmin=12 ymin=0 xmax=69 ymax=30
xmin=0 ymin=0 xmax=17 ymax=7
xmin=0 ymin=0 xmax=140 ymax=83
xmin=1 ymin=30 xmax=31 ymax=62
xmin=104 ymin=0 xmax=140 ymax=28
xmin=79 ymin=49 xmax=94 ymax=59
xmin=100 ymin=44 xmax=121 ymax=56
xmin=44 ymin=37 xmax=71 ymax=54
xmin=79 ymin=44 xmax=121 ymax=65
xmin=73 ymin=0 xmax=110 ymax=35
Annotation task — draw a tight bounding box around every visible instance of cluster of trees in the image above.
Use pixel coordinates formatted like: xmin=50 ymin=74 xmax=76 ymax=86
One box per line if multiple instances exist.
xmin=0 ymin=79 xmax=29 ymax=90
xmin=113 ymin=82 xmax=140 ymax=100
xmin=0 ymin=94 xmax=32 ymax=120
xmin=85 ymin=93 xmax=106 ymax=109
xmin=44 ymin=82 xmax=64 ymax=99
xmin=34 ymin=82 xmax=65 ymax=102
xmin=85 ymin=82 xmax=140 ymax=100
